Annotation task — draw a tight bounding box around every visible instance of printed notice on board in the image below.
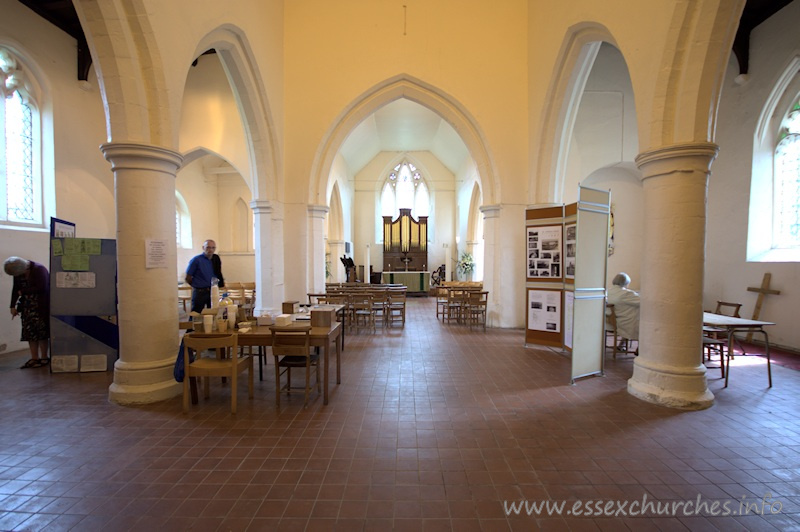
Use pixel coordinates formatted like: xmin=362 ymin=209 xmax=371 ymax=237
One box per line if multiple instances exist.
xmin=527 ymin=289 xmax=561 ymax=333
xmin=146 ymin=239 xmax=168 ymax=269
xmin=61 ymin=255 xmax=90 ymax=271
xmin=64 ymin=238 xmax=101 ymax=255
xmin=565 ymin=223 xmax=576 ymax=280
xmin=527 ymin=225 xmax=562 ymax=279
xmin=56 ymin=271 xmax=96 ymax=288
xmin=52 ymin=220 xmax=75 ymax=238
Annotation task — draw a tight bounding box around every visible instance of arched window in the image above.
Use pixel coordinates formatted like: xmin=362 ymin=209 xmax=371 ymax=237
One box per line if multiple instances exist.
xmin=747 ymin=58 xmax=800 ymax=262
xmin=383 ymin=162 xmax=431 ymax=214
xmin=378 ymin=161 xmax=432 ymax=242
xmin=773 ymin=102 xmax=800 ymax=249
xmin=176 ymin=191 xmax=192 ymax=248
xmin=1 ymin=47 xmax=42 ymax=226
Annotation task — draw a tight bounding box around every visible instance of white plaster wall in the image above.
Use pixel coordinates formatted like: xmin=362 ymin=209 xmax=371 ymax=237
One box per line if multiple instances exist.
xmin=563 ymin=44 xmax=638 ymax=203
xmin=351 ymin=151 xmax=455 ymax=280
xmin=1 ymin=0 xmax=111 ymax=354
xmin=282 ymin=202 xmax=309 ymax=301
xmin=179 ymin=54 xmax=251 ymax=187
xmin=706 ymin=1 xmax=800 ymax=351
xmin=582 ymin=166 xmax=644 ymax=289
xmin=176 ymin=158 xmax=219 ymax=279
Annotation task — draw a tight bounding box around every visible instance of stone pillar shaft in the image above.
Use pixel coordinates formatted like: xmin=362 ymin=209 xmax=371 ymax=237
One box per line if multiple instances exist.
xmin=101 ymin=142 xmax=183 ymax=404
xmin=251 ymin=199 xmax=275 ymax=316
xmin=628 ymin=142 xmax=718 ymax=410
xmin=480 ymin=204 xmax=501 ymax=327
xmin=308 ymin=205 xmax=329 ymax=292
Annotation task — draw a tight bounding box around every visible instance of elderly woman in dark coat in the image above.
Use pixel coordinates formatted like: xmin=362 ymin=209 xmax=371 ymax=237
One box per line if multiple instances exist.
xmin=4 ymin=256 xmax=50 ymax=368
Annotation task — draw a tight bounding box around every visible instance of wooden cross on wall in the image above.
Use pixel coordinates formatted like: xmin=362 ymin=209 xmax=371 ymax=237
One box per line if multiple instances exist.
xmin=745 ymin=273 xmax=780 ymax=342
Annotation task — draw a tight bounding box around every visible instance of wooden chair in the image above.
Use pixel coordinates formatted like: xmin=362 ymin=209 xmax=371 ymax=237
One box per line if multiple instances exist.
xmin=605 ymin=304 xmax=637 ymax=359
xmin=444 ymin=288 xmax=467 ymax=324
xmin=241 ymin=282 xmax=256 ymax=319
xmin=270 ymin=325 xmax=319 ymax=407
xmin=182 ymin=332 xmax=253 ymax=414
xmin=178 ymin=284 xmax=192 ymax=313
xmin=702 ymin=326 xmax=726 ymax=378
xmin=435 ymin=287 xmax=448 ymax=319
xmin=351 ymin=293 xmax=375 ymax=333
xmin=465 ymin=291 xmax=488 ymax=331
xmin=307 ymin=293 xmax=327 ymax=305
xmin=709 ymin=300 xmax=746 ymax=355
xmin=369 ymin=289 xmax=389 ymax=327
xmin=387 ymin=289 xmax=407 ymax=327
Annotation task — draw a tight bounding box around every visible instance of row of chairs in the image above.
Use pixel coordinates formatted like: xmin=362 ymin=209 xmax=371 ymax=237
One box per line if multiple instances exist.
xmin=182 ymin=324 xmax=321 ymax=414
xmin=310 ymin=287 xmax=407 ymax=332
xmin=434 ymin=287 xmax=489 ymax=330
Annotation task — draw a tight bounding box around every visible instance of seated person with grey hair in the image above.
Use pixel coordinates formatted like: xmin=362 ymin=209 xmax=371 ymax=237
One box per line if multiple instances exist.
xmin=607 ymin=272 xmax=640 ymax=342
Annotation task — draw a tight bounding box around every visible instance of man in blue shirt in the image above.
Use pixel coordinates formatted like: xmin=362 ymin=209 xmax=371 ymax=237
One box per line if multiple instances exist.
xmin=185 ymin=239 xmax=223 ymax=314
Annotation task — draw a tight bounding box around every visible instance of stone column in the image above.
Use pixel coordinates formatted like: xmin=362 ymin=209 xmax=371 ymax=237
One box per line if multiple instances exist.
xmin=251 ymin=199 xmax=275 ymax=316
xmin=101 ymin=142 xmax=183 ymax=405
xmin=480 ymin=204 xmax=501 ymax=326
xmin=628 ymin=142 xmax=718 ymax=410
xmin=328 ymin=240 xmax=345 ymax=283
xmin=308 ymin=205 xmax=329 ymax=292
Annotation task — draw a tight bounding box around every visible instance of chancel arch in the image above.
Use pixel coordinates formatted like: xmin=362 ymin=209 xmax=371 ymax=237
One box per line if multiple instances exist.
xmin=311 ymin=74 xmax=498 ymax=208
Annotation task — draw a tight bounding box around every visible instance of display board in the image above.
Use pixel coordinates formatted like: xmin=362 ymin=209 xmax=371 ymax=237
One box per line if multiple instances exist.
xmin=525 ymin=189 xmax=609 ymax=383
xmin=51 ymin=238 xmax=117 ymax=315
xmin=570 ymin=186 xmax=610 ymax=383
xmin=525 ymin=206 xmax=564 ymax=347
xmin=50 ymin=237 xmax=118 ymax=372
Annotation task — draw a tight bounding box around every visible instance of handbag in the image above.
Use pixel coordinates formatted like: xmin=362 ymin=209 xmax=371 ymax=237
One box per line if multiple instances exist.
xmin=173 ymin=337 xmax=195 ymax=382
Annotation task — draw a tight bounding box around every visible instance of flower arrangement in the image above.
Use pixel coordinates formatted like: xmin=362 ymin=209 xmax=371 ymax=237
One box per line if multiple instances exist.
xmin=456 ymin=252 xmax=475 ymax=276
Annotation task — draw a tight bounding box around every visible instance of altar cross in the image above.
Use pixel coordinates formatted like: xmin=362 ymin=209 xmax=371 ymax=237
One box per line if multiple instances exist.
xmin=745 ymin=272 xmax=780 ymax=342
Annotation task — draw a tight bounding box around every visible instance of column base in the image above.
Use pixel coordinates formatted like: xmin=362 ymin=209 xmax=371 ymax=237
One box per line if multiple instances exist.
xmin=108 ymin=357 xmax=181 ymax=405
xmin=627 ymin=357 xmax=714 ymax=410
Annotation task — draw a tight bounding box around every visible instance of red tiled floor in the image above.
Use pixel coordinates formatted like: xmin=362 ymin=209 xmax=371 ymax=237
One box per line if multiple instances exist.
xmin=0 ymin=296 xmax=798 ymax=530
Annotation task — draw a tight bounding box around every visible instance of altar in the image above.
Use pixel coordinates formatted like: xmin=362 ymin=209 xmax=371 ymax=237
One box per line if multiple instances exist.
xmin=381 ymin=271 xmax=430 ymax=294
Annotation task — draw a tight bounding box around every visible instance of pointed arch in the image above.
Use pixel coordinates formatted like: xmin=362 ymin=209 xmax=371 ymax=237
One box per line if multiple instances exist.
xmin=647 ymin=1 xmax=744 ymax=146
xmin=74 ymin=0 xmax=174 ymax=145
xmin=328 ymin=181 xmax=344 ymax=242
xmin=192 ymin=26 xmax=280 ymax=202
xmin=466 ymin=182 xmax=483 ymax=243
xmin=311 ymin=74 xmax=498 ymax=206
xmin=532 ymin=23 xmax=613 ymax=204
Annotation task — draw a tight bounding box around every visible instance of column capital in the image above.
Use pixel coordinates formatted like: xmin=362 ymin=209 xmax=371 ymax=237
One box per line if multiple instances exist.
xmin=308 ymin=204 xmax=329 ymax=219
xmin=100 ymin=142 xmax=183 ymax=174
xmin=635 ymin=142 xmax=719 ymax=180
xmin=480 ymin=204 xmax=502 ymax=218
xmin=250 ymin=199 xmax=273 ymax=215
